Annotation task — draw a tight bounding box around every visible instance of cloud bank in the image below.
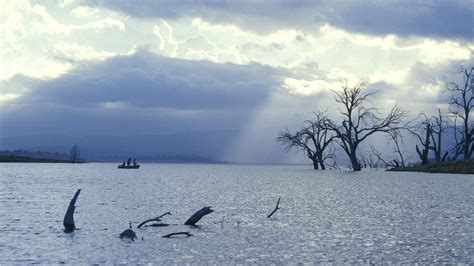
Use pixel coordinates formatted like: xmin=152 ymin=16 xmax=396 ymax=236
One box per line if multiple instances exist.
xmin=85 ymin=0 xmax=474 ymax=40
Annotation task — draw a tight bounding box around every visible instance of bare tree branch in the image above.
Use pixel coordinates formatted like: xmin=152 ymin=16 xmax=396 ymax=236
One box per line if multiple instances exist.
xmin=410 ymin=113 xmax=433 ymax=165
xmin=277 ymin=110 xmax=336 ymax=170
xmin=446 ymin=66 xmax=474 ymax=160
xmin=267 ymin=196 xmax=281 ymax=218
xmin=137 ymin=212 xmax=172 ymax=228
xmin=326 ymin=82 xmax=407 ymax=171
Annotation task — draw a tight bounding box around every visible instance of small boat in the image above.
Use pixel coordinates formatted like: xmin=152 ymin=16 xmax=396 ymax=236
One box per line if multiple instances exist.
xmin=118 ymin=164 xmax=140 ymax=169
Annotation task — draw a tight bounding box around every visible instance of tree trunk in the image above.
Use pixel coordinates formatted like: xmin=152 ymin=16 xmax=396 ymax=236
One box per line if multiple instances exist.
xmin=464 ymin=115 xmax=470 ymax=160
xmin=312 ymin=158 xmax=319 ymax=170
xmin=416 ymin=125 xmax=431 ymax=165
xmin=434 ymin=150 xmax=440 ymax=163
xmin=319 ymin=159 xmax=326 ymax=170
xmin=442 ymin=151 xmax=449 ymax=162
xmin=315 ymin=152 xmax=326 ymax=170
xmin=350 ymin=151 xmax=361 ymax=171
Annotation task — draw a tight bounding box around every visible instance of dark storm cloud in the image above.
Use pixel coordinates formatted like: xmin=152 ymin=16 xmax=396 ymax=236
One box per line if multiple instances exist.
xmin=84 ymin=0 xmax=474 ymax=40
xmin=0 ymin=49 xmax=325 ymax=162
xmin=22 ymin=49 xmax=280 ymax=109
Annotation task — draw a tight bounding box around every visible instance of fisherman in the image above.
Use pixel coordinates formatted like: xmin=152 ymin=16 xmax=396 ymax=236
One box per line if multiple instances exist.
xmin=133 ymin=159 xmax=137 ymax=166
xmin=121 ymin=161 xmax=126 ymax=167
xmin=127 ymin=158 xmax=131 ymax=166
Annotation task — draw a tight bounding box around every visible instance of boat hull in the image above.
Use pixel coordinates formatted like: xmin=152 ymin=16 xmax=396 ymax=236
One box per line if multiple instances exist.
xmin=118 ymin=165 xmax=140 ymax=169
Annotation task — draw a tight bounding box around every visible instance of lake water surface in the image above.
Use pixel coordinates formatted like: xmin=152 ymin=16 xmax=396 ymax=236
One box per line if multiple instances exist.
xmin=0 ymin=163 xmax=473 ymax=263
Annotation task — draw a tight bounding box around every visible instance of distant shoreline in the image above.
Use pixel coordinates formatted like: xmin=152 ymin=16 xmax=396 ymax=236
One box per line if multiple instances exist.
xmin=388 ymin=159 xmax=474 ymax=174
xmin=0 ymin=155 xmax=84 ymax=163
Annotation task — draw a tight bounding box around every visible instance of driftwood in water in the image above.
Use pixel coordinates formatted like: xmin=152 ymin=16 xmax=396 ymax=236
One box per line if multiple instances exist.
xmin=162 ymin=232 xmax=193 ymax=238
xmin=63 ymin=189 xmax=81 ymax=232
xmin=184 ymin=206 xmax=214 ymax=226
xmin=137 ymin=212 xmax=172 ymax=228
xmin=214 ymin=216 xmax=225 ymax=229
xmin=148 ymin=223 xmax=170 ymax=227
xmin=120 ymin=221 xmax=137 ymax=241
xmin=267 ymin=196 xmax=281 ymax=218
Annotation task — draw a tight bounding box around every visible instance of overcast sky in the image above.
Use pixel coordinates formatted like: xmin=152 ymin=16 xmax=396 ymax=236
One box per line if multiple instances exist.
xmin=0 ymin=0 xmax=473 ymax=162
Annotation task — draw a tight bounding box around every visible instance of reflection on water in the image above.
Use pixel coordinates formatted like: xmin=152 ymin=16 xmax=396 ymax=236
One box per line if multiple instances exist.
xmin=0 ymin=163 xmax=473 ymax=263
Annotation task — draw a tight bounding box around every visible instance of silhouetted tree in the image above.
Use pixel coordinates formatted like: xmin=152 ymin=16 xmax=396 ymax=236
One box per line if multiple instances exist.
xmin=411 ymin=114 xmax=432 ymax=165
xmin=447 ymin=66 xmax=474 ymax=160
xmin=389 ymin=129 xmax=407 ymax=167
xmin=70 ymin=144 xmax=80 ymax=163
xmin=430 ymin=109 xmax=449 ymax=162
xmin=360 ymin=150 xmax=381 ymax=168
xmin=278 ymin=127 xmax=319 ymax=169
xmin=325 ymin=82 xmax=406 ymax=171
xmin=370 ymin=129 xmax=407 ymax=168
xmin=277 ymin=110 xmax=335 ymax=170
xmin=305 ymin=111 xmax=337 ymax=169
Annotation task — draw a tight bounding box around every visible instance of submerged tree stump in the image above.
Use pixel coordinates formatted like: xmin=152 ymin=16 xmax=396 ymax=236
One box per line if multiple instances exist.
xmin=184 ymin=206 xmax=214 ymax=226
xmin=120 ymin=221 xmax=137 ymax=241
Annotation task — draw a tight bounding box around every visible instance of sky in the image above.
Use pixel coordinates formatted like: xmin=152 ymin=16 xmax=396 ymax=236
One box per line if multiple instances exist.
xmin=0 ymin=0 xmax=473 ymax=163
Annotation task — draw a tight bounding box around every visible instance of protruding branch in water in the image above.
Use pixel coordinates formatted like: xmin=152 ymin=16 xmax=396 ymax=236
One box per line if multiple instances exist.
xmin=137 ymin=212 xmax=172 ymax=228
xmin=162 ymin=232 xmax=193 ymax=238
xmin=214 ymin=216 xmax=225 ymax=229
xmin=184 ymin=206 xmax=214 ymax=226
xmin=267 ymin=196 xmax=281 ymax=218
xmin=63 ymin=189 xmax=81 ymax=232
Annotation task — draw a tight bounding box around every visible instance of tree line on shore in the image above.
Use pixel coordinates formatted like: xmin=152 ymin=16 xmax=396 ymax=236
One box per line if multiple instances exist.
xmin=277 ymin=66 xmax=473 ymax=171
xmin=0 ymin=144 xmax=83 ymax=163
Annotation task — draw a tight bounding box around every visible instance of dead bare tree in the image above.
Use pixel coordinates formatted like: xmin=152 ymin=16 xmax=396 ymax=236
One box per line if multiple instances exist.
xmin=326 ymin=82 xmax=407 ymax=171
xmin=430 ymin=109 xmax=449 ymax=162
xmin=369 ymin=146 xmax=393 ymax=168
xmin=304 ymin=111 xmax=337 ymax=170
xmin=360 ymin=151 xmax=381 ymax=168
xmin=70 ymin=144 xmax=80 ymax=163
xmin=324 ymin=145 xmax=340 ymax=170
xmin=370 ymin=129 xmax=408 ymax=168
xmin=388 ymin=129 xmax=407 ymax=167
xmin=447 ymin=66 xmax=474 ymax=160
xmin=411 ymin=113 xmax=433 ymax=165
xmin=277 ymin=127 xmax=319 ymax=169
xmin=277 ymin=110 xmax=335 ymax=170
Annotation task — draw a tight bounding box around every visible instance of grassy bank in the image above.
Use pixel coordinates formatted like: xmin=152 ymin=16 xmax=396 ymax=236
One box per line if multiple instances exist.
xmin=0 ymin=155 xmax=84 ymax=163
xmin=389 ymin=159 xmax=474 ymax=174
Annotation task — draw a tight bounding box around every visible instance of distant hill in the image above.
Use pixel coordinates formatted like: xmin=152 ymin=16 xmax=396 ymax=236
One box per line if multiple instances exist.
xmin=0 ymin=131 xmax=237 ymax=163
xmin=0 ymin=155 xmax=79 ymax=163
xmin=0 ymin=150 xmax=85 ymax=163
xmin=0 ymin=148 xmax=224 ymax=164
xmin=0 ymin=149 xmax=72 ymax=161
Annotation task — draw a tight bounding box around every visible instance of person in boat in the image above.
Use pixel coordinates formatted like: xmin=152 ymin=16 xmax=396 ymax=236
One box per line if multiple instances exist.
xmin=133 ymin=159 xmax=137 ymax=166
xmin=121 ymin=161 xmax=126 ymax=167
xmin=127 ymin=158 xmax=131 ymax=166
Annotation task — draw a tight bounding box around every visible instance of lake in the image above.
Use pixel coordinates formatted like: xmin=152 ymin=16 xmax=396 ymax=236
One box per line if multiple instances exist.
xmin=0 ymin=163 xmax=472 ymax=263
